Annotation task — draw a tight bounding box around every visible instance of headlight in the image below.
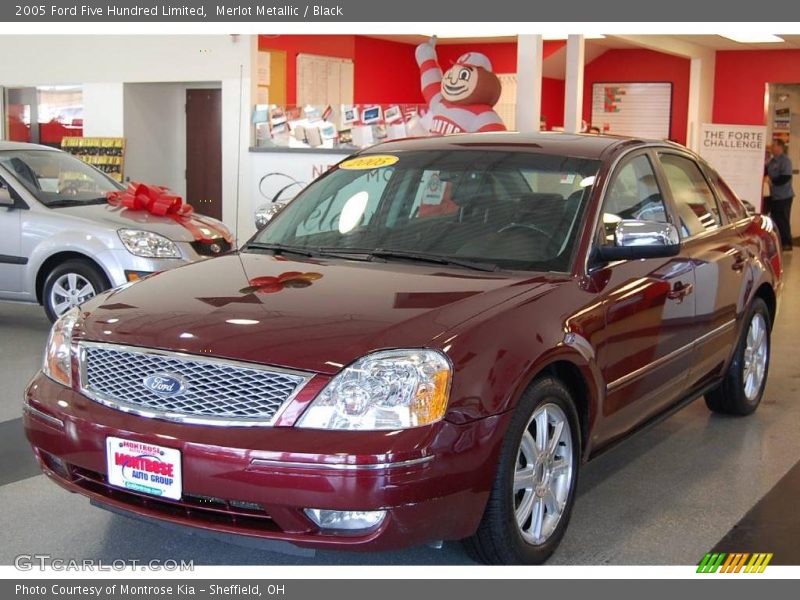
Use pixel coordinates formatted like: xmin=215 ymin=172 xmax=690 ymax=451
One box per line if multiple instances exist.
xmin=296 ymin=349 xmax=452 ymax=430
xmin=43 ymin=307 xmax=80 ymax=387
xmin=118 ymin=229 xmax=181 ymax=258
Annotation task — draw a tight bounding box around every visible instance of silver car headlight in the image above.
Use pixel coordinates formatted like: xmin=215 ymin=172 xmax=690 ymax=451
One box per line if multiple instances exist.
xmin=43 ymin=307 xmax=80 ymax=387
xmin=296 ymin=349 xmax=452 ymax=431
xmin=118 ymin=229 xmax=181 ymax=258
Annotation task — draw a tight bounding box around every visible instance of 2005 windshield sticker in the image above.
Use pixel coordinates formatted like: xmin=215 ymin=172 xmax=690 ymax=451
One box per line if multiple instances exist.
xmin=106 ymin=437 xmax=183 ymax=500
xmin=339 ymin=155 xmax=400 ymax=170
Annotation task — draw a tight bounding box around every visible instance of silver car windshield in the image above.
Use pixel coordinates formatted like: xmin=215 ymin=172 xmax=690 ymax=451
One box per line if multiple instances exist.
xmin=249 ymin=150 xmax=600 ymax=273
xmin=0 ymin=149 xmax=123 ymax=207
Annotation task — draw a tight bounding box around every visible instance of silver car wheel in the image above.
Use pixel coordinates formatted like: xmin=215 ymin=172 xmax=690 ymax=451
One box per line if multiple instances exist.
xmin=513 ymin=403 xmax=574 ymax=546
xmin=743 ymin=312 xmax=768 ymax=401
xmin=50 ymin=273 xmax=96 ymax=317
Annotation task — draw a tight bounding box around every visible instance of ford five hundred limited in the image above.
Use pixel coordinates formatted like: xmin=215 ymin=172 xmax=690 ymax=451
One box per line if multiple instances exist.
xmin=24 ymin=133 xmax=782 ymax=564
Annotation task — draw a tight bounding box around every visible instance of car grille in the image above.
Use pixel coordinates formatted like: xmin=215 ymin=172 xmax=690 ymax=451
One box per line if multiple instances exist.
xmin=78 ymin=343 xmax=311 ymax=426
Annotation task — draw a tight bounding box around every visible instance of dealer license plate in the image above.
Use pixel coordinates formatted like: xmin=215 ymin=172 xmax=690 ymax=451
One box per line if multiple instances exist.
xmin=105 ymin=437 xmax=182 ymax=500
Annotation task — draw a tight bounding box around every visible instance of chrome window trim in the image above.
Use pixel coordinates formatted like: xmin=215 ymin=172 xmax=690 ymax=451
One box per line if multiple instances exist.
xmin=77 ymin=341 xmax=314 ymax=427
xmin=607 ymin=319 xmax=736 ymax=392
xmin=250 ymin=455 xmax=434 ymax=471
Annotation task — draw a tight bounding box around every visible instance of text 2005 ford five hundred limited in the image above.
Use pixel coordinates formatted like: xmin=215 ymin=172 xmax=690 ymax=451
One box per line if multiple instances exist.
xmin=24 ymin=133 xmax=782 ymax=564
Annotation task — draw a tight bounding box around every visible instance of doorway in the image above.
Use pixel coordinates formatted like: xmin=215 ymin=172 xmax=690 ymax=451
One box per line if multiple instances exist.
xmin=767 ymin=84 xmax=800 ymax=242
xmin=185 ymin=88 xmax=222 ymax=220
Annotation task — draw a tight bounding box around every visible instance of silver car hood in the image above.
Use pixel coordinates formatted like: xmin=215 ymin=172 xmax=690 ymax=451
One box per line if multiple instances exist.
xmin=52 ymin=203 xmax=225 ymax=243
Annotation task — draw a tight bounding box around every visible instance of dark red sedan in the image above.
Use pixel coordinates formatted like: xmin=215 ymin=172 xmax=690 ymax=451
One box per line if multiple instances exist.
xmin=24 ymin=133 xmax=782 ymax=564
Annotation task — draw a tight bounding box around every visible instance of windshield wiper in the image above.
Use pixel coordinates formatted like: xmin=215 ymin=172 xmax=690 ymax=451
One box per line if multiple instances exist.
xmin=46 ymin=197 xmax=109 ymax=208
xmin=244 ymin=242 xmax=319 ymax=257
xmin=366 ymin=249 xmax=499 ymax=272
xmin=244 ymin=242 xmax=372 ymax=261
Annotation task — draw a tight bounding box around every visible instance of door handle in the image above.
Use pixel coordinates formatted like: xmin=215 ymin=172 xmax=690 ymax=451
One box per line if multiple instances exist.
xmin=668 ymin=281 xmax=694 ymax=302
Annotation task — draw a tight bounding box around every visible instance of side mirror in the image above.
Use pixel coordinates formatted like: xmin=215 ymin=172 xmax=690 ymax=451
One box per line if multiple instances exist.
xmin=254 ymin=201 xmax=288 ymax=230
xmin=595 ymin=219 xmax=680 ymax=262
xmin=0 ymin=187 xmax=14 ymax=207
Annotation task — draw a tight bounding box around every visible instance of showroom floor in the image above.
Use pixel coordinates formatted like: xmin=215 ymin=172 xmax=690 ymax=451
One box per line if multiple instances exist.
xmin=1 ymin=254 xmax=799 ymax=566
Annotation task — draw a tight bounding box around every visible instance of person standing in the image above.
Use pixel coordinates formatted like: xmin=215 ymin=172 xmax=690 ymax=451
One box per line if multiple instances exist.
xmin=766 ymin=139 xmax=794 ymax=251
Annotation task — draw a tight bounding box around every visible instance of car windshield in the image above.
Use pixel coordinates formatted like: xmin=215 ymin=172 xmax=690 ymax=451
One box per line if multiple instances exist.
xmin=0 ymin=149 xmax=123 ymax=207
xmin=249 ymin=150 xmax=600 ymax=272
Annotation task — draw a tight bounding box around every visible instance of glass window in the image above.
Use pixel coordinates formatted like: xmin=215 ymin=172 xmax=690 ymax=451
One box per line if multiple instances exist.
xmin=4 ymin=85 xmax=83 ymax=147
xmin=252 ymin=150 xmax=600 ymax=273
xmin=600 ymin=154 xmax=668 ymax=244
xmin=295 ymin=167 xmax=393 ymax=237
xmin=0 ymin=149 xmax=121 ymax=207
xmin=659 ymin=153 xmax=721 ymax=237
xmin=708 ymin=169 xmax=748 ymax=222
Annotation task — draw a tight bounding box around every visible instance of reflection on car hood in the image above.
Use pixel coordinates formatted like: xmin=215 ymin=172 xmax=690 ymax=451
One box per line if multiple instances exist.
xmin=53 ymin=203 xmax=225 ymax=242
xmin=78 ymin=253 xmax=553 ymax=374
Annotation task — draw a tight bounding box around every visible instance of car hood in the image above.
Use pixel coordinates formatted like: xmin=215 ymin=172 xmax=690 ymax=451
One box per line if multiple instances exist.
xmin=78 ymin=253 xmax=553 ymax=374
xmin=53 ymin=203 xmax=224 ymax=242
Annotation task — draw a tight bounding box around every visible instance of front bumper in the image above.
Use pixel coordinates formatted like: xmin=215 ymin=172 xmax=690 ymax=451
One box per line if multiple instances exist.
xmin=24 ymin=372 xmax=509 ymax=551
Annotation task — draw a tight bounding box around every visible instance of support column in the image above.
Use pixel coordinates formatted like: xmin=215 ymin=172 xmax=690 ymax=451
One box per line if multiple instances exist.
xmin=515 ymin=34 xmax=543 ymax=133
xmin=687 ymin=52 xmax=715 ymax=151
xmin=564 ymin=34 xmax=585 ymax=134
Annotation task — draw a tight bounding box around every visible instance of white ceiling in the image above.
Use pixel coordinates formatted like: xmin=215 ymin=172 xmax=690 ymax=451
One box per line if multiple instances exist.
xmin=365 ymin=34 xmax=800 ymax=80
xmin=366 ymin=34 xmax=800 ymax=51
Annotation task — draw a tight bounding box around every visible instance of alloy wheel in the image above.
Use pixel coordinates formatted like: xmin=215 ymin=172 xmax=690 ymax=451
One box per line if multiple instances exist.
xmin=513 ymin=402 xmax=574 ymax=545
xmin=742 ymin=312 xmax=768 ymax=401
xmin=49 ymin=273 xmax=96 ymax=317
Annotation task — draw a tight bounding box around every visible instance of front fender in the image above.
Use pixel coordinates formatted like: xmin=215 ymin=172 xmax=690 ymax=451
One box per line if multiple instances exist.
xmin=442 ymin=280 xmax=604 ymax=437
xmin=23 ymin=222 xmax=122 ymax=294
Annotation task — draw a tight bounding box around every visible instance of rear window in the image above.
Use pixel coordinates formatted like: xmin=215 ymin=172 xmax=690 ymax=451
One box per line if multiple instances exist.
xmin=708 ymin=169 xmax=749 ymax=222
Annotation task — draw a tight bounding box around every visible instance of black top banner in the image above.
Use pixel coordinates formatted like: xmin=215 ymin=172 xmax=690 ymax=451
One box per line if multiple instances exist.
xmin=2 ymin=0 xmax=800 ymax=22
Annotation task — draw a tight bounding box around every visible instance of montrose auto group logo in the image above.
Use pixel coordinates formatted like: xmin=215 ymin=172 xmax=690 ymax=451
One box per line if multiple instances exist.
xmin=114 ymin=440 xmax=176 ymax=494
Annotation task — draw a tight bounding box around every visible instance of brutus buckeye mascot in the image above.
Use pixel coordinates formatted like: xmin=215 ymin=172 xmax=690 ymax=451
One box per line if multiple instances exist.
xmin=415 ymin=36 xmax=506 ymax=135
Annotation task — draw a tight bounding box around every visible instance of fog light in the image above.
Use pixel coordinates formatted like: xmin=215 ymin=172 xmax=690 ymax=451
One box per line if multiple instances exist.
xmin=304 ymin=508 xmax=386 ymax=531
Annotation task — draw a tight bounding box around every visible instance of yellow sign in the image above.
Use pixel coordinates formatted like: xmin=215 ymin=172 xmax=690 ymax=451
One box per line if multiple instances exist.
xmin=339 ymin=155 xmax=399 ymax=170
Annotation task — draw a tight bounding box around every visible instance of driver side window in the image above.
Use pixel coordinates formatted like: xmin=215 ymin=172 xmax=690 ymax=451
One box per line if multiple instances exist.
xmin=601 ymin=154 xmax=668 ymax=244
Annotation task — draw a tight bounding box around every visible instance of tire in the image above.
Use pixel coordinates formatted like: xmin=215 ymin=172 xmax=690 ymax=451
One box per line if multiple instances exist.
xmin=42 ymin=259 xmax=109 ymax=322
xmin=705 ymin=298 xmax=771 ymax=416
xmin=463 ymin=377 xmax=581 ymax=564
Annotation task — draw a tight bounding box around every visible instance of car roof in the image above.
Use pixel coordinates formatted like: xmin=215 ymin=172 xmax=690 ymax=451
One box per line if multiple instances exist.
xmin=0 ymin=141 xmax=60 ymax=152
xmin=362 ymin=131 xmax=683 ymax=161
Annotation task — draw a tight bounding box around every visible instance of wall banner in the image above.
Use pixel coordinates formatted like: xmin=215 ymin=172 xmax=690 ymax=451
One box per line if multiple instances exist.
xmin=698 ymin=123 xmax=767 ymax=210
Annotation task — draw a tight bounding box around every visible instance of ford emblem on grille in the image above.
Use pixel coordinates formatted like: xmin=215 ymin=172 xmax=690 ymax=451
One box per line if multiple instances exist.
xmin=143 ymin=373 xmax=187 ymax=397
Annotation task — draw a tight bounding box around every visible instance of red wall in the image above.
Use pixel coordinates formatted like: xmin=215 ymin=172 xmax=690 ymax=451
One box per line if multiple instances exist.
xmin=713 ymin=50 xmax=800 ymax=125
xmin=352 ymin=37 xmax=424 ymax=104
xmin=582 ymin=49 xmax=690 ymax=144
xmin=542 ymin=78 xmax=566 ymax=129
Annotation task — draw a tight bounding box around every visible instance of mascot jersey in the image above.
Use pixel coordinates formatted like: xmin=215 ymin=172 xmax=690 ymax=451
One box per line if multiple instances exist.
xmin=415 ymin=40 xmax=506 ymax=135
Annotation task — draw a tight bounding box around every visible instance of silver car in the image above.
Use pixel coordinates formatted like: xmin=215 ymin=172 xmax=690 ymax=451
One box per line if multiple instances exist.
xmin=0 ymin=142 xmax=233 ymax=321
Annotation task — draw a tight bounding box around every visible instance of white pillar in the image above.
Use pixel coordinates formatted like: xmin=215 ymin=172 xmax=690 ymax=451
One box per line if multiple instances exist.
xmin=564 ymin=35 xmax=585 ymax=134
xmin=82 ymin=83 xmax=125 ymax=137
xmin=687 ymin=53 xmax=715 ymax=151
xmin=515 ymin=34 xmax=543 ymax=133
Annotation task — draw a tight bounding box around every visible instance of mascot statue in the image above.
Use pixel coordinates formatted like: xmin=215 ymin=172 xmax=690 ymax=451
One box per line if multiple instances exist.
xmin=415 ymin=36 xmax=506 ymax=135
